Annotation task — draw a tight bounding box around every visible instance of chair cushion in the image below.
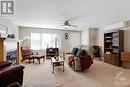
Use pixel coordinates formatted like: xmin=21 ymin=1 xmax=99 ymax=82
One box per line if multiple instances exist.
xmin=72 ymin=48 xmax=78 ymax=56
xmin=76 ymin=49 xmax=81 ymax=56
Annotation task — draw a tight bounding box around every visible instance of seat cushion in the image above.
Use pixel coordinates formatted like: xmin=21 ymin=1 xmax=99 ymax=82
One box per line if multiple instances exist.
xmin=72 ymin=48 xmax=78 ymax=56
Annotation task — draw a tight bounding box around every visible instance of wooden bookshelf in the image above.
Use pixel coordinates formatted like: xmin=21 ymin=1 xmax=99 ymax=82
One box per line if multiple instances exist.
xmin=104 ymin=30 xmax=124 ymax=66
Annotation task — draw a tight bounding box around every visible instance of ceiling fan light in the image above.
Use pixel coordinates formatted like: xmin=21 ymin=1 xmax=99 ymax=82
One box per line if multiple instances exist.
xmin=64 ymin=25 xmax=69 ymax=28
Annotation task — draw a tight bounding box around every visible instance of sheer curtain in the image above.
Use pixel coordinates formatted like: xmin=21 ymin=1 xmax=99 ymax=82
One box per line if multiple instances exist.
xmin=31 ymin=33 xmax=41 ymax=50
xmin=31 ymin=33 xmax=61 ymax=50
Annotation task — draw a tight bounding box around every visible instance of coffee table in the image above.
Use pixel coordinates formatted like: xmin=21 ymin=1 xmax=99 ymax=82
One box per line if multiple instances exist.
xmin=51 ymin=57 xmax=64 ymax=73
xmin=31 ymin=55 xmax=45 ymax=64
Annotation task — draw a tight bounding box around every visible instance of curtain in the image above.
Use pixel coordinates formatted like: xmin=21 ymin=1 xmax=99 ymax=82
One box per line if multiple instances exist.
xmin=31 ymin=33 xmax=61 ymax=50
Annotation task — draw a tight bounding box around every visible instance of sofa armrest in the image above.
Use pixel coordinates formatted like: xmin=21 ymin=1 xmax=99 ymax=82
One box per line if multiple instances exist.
xmin=0 ymin=61 xmax=12 ymax=69
xmin=66 ymin=52 xmax=72 ymax=55
xmin=74 ymin=57 xmax=81 ymax=71
xmin=0 ymin=65 xmax=25 ymax=77
xmin=0 ymin=65 xmax=25 ymax=87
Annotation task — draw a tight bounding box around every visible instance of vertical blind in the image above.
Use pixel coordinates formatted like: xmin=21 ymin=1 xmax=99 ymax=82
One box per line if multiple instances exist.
xmin=31 ymin=33 xmax=61 ymax=50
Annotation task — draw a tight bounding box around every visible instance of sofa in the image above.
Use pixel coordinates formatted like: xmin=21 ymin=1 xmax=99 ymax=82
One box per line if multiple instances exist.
xmin=0 ymin=61 xmax=25 ymax=87
xmin=66 ymin=47 xmax=93 ymax=71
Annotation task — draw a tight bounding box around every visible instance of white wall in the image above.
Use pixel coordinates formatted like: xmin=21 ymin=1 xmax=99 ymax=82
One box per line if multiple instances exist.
xmin=81 ymin=28 xmax=99 ymax=46
xmin=89 ymin=28 xmax=99 ymax=46
xmin=97 ymin=27 xmax=104 ymax=50
xmin=0 ymin=18 xmax=18 ymax=39
xmin=69 ymin=32 xmax=81 ymax=50
xmin=19 ymin=26 xmax=81 ymax=54
xmin=81 ymin=28 xmax=89 ymax=45
xmin=123 ymin=27 xmax=130 ymax=52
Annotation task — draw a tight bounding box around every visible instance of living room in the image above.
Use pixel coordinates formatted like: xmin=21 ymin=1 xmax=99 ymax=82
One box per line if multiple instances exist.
xmin=1 ymin=0 xmax=130 ymax=87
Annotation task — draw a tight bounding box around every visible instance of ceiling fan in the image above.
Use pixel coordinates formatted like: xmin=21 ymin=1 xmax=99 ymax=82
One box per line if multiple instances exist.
xmin=57 ymin=20 xmax=77 ymax=29
xmin=63 ymin=20 xmax=77 ymax=27
xmin=57 ymin=13 xmax=87 ymax=29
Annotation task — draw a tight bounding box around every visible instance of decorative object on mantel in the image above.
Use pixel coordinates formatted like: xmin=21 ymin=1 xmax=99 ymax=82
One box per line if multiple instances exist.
xmin=7 ymin=34 xmax=15 ymax=39
xmin=65 ymin=33 xmax=68 ymax=39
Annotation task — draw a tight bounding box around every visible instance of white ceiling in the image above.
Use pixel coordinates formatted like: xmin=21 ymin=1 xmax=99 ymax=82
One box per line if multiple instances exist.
xmin=9 ymin=0 xmax=130 ymax=31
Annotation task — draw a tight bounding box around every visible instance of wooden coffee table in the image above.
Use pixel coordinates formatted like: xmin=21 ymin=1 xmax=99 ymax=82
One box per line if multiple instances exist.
xmin=31 ymin=55 xmax=45 ymax=64
xmin=51 ymin=57 xmax=64 ymax=73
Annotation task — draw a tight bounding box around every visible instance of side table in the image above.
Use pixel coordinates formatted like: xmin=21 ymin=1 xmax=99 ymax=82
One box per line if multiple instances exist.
xmin=51 ymin=57 xmax=64 ymax=73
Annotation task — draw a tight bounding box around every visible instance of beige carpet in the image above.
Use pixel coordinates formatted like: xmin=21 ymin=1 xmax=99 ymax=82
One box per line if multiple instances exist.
xmin=22 ymin=59 xmax=130 ymax=87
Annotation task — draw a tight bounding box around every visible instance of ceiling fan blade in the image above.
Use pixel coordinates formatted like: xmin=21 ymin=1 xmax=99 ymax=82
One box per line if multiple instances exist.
xmin=55 ymin=25 xmax=64 ymax=28
xmin=67 ymin=13 xmax=87 ymax=22
xmin=70 ymin=25 xmax=78 ymax=27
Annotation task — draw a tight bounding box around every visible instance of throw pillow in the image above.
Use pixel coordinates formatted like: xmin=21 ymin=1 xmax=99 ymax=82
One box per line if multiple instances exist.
xmin=84 ymin=50 xmax=87 ymax=55
xmin=80 ymin=49 xmax=87 ymax=56
xmin=76 ymin=49 xmax=82 ymax=56
xmin=76 ymin=49 xmax=87 ymax=56
xmin=72 ymin=48 xmax=78 ymax=56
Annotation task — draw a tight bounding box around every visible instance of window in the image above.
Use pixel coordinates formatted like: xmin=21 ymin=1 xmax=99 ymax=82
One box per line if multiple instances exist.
xmin=31 ymin=33 xmax=41 ymax=50
xmin=31 ymin=33 xmax=61 ymax=50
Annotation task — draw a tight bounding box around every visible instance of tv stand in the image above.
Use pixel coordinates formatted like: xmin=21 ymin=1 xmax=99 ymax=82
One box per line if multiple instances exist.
xmin=46 ymin=48 xmax=59 ymax=59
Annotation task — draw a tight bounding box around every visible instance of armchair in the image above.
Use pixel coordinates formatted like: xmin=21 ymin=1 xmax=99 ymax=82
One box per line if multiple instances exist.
xmin=92 ymin=46 xmax=101 ymax=57
xmin=0 ymin=61 xmax=25 ymax=87
xmin=21 ymin=47 xmax=37 ymax=63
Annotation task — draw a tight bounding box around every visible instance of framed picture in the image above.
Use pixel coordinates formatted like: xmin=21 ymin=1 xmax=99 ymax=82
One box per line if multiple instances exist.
xmin=0 ymin=24 xmax=8 ymax=34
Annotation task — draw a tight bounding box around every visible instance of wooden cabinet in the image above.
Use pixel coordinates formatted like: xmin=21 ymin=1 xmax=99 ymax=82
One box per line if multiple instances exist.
xmin=0 ymin=38 xmax=6 ymax=61
xmin=46 ymin=48 xmax=59 ymax=59
xmin=121 ymin=52 xmax=130 ymax=68
xmin=104 ymin=54 xmax=111 ymax=63
xmin=104 ymin=30 xmax=124 ymax=66
xmin=104 ymin=54 xmax=119 ymax=65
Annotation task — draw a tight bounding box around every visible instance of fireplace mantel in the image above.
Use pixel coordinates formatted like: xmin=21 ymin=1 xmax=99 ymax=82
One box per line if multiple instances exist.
xmin=0 ymin=37 xmax=6 ymax=61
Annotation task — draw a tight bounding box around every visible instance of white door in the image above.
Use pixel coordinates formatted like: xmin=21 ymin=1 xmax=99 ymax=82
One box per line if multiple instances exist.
xmin=69 ymin=32 xmax=81 ymax=51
